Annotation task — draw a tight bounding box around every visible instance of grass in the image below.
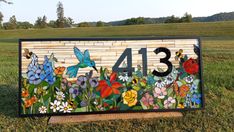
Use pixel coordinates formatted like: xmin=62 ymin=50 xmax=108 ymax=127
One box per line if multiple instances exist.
xmin=0 ymin=21 xmax=233 ymax=131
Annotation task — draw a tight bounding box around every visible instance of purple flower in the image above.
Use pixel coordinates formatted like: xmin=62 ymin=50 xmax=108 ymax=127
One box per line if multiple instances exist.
xmin=77 ymin=76 xmax=87 ymax=89
xmin=89 ymin=77 xmax=99 ymax=87
xmin=80 ymin=100 xmax=88 ymax=107
xmin=69 ymin=87 xmax=79 ymax=98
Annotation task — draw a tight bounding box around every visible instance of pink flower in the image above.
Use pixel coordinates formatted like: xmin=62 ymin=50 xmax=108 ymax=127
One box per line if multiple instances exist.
xmin=153 ymin=87 xmax=167 ymax=99
xmin=141 ymin=93 xmax=154 ymax=107
xmin=153 ymin=105 xmax=159 ymax=109
xmin=164 ymin=97 xmax=176 ymax=108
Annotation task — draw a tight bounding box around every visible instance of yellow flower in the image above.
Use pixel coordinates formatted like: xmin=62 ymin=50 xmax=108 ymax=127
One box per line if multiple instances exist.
xmin=122 ymin=90 xmax=138 ymax=107
xmin=177 ymin=103 xmax=184 ymax=109
xmin=132 ymin=77 xmax=138 ymax=84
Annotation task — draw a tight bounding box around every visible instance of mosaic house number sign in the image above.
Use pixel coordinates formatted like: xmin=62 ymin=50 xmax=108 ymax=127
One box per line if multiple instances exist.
xmin=19 ymin=37 xmax=204 ymax=116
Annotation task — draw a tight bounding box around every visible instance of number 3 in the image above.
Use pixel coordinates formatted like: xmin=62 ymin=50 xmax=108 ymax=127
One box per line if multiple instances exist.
xmin=153 ymin=47 xmax=172 ymax=77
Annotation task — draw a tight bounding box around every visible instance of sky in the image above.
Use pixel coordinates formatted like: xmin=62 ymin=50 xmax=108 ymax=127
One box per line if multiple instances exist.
xmin=0 ymin=0 xmax=234 ymax=23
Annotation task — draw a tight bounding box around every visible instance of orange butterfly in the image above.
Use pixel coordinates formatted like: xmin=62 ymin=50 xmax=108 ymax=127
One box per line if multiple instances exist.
xmin=54 ymin=66 xmax=66 ymax=75
xmin=173 ymin=82 xmax=189 ymax=98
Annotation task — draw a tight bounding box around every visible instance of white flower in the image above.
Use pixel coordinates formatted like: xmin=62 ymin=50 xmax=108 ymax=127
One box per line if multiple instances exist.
xmin=155 ymin=79 xmax=165 ymax=88
xmin=165 ymin=75 xmax=174 ymax=85
xmin=50 ymin=100 xmax=61 ymax=112
xmin=185 ymin=76 xmax=194 ymax=83
xmin=164 ymin=97 xmax=176 ymax=108
xmin=60 ymin=102 xmax=73 ymax=113
xmin=119 ymin=74 xmax=129 ymax=82
xmin=39 ymin=106 xmax=47 ymax=114
xmin=56 ymin=91 xmax=65 ymax=101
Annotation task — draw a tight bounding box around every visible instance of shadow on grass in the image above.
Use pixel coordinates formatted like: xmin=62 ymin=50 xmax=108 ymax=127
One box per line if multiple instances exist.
xmin=0 ymin=84 xmax=19 ymax=117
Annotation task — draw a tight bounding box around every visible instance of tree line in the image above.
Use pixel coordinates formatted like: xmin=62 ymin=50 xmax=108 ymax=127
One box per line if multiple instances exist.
xmin=0 ymin=1 xmax=193 ymax=30
xmin=0 ymin=2 xmax=107 ymax=30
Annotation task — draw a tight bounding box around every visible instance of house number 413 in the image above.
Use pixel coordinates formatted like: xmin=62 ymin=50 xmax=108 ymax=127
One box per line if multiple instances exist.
xmin=112 ymin=47 xmax=173 ymax=77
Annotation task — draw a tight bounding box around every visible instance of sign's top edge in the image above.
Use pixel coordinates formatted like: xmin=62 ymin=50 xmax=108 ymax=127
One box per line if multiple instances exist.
xmin=19 ymin=36 xmax=201 ymax=42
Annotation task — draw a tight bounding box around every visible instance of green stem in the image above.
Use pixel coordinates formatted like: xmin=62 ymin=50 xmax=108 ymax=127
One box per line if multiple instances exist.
xmin=22 ymin=104 xmax=26 ymax=114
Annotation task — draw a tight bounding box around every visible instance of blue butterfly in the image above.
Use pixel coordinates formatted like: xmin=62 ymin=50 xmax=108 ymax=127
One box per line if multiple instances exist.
xmin=66 ymin=47 xmax=97 ymax=78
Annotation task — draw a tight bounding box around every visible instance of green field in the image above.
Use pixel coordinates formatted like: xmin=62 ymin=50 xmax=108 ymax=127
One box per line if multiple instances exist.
xmin=0 ymin=21 xmax=233 ymax=131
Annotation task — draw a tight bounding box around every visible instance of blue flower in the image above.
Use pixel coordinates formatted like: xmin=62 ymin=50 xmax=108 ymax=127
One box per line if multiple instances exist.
xmin=190 ymin=84 xmax=198 ymax=93
xmin=40 ymin=56 xmax=56 ymax=85
xmin=191 ymin=94 xmax=201 ymax=104
xmin=27 ymin=54 xmax=43 ymax=85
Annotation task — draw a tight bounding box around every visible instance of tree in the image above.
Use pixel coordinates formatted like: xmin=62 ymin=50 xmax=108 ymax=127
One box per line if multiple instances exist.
xmin=34 ymin=15 xmax=47 ymax=28
xmin=56 ymin=1 xmax=65 ymax=28
xmin=17 ymin=21 xmax=33 ymax=29
xmin=164 ymin=15 xmax=181 ymax=23
xmin=3 ymin=15 xmax=17 ymax=29
xmin=181 ymin=12 xmax=192 ymax=23
xmin=0 ymin=12 xmax=3 ymax=29
xmin=165 ymin=13 xmax=193 ymax=23
xmin=78 ymin=22 xmax=90 ymax=27
xmin=96 ymin=21 xmax=104 ymax=27
xmin=48 ymin=20 xmax=57 ymax=28
xmin=125 ymin=17 xmax=145 ymax=25
xmin=64 ymin=17 xmax=74 ymax=27
xmin=9 ymin=15 xmax=17 ymax=29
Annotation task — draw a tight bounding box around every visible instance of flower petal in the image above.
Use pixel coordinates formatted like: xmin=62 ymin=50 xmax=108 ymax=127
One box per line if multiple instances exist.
xmin=112 ymin=88 xmax=120 ymax=94
xmin=110 ymin=72 xmax=117 ymax=83
xmin=96 ymin=80 xmax=108 ymax=91
xmin=111 ymin=82 xmax=122 ymax=89
xmin=101 ymin=86 xmax=112 ymax=98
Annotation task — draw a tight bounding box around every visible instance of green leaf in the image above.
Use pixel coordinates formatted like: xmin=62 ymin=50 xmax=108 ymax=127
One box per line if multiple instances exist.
xmin=119 ymin=103 xmax=130 ymax=110
xmin=140 ymin=100 xmax=148 ymax=110
xmin=176 ymin=81 xmax=183 ymax=87
xmin=181 ymin=80 xmax=187 ymax=85
xmin=103 ymin=99 xmax=113 ymax=105
xmin=33 ymin=102 xmax=43 ymax=114
xmin=132 ymin=106 xmax=143 ymax=110
xmin=42 ymin=94 xmax=51 ymax=102
xmin=184 ymin=55 xmax=188 ymax=61
xmin=28 ymin=84 xmax=36 ymax=96
xmin=157 ymin=99 xmax=164 ymax=108
xmin=75 ymin=107 xmax=87 ymax=112
xmin=167 ymin=88 xmax=173 ymax=96
xmin=193 ymin=79 xmax=200 ymax=86
xmin=180 ymin=73 xmax=188 ymax=80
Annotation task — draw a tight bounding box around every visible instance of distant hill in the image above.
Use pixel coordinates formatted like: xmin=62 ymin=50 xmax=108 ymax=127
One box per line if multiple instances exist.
xmin=106 ymin=11 xmax=234 ymax=26
xmin=193 ymin=12 xmax=234 ymax=22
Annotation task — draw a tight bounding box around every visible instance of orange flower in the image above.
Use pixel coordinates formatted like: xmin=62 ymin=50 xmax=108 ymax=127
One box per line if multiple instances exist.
xmin=54 ymin=66 xmax=65 ymax=75
xmin=21 ymin=90 xmax=29 ymax=98
xmin=24 ymin=99 xmax=33 ymax=108
xmin=174 ymin=83 xmax=189 ymax=98
xmin=30 ymin=96 xmax=37 ymax=103
xmin=179 ymin=85 xmax=189 ymax=97
xmin=96 ymin=72 xmax=123 ymax=98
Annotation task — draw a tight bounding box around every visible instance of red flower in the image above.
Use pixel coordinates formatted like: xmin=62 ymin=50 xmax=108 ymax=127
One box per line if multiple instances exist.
xmin=183 ymin=58 xmax=199 ymax=75
xmin=96 ymin=72 xmax=123 ymax=98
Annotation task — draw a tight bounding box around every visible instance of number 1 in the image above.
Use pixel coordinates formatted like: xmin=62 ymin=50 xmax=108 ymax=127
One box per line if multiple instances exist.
xmin=138 ymin=48 xmax=147 ymax=76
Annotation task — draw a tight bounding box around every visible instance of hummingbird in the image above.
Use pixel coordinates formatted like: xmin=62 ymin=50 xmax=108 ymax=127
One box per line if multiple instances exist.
xmin=66 ymin=47 xmax=98 ymax=78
